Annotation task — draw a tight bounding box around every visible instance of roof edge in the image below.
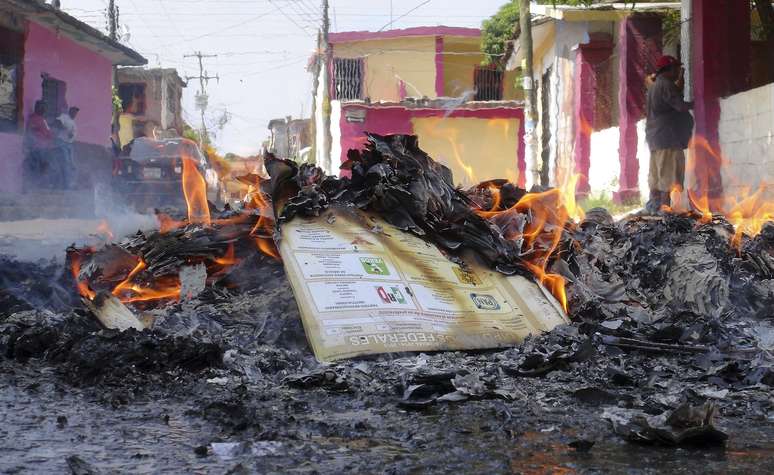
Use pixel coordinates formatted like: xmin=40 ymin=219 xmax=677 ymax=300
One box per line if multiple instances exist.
xmin=9 ymin=0 xmax=146 ymax=66
xmin=329 ymin=26 xmax=480 ymax=44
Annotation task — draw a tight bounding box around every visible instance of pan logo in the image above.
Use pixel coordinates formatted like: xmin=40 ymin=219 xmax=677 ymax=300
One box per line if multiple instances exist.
xmin=360 ymin=257 xmax=390 ymax=275
xmin=470 ymin=293 xmax=500 ymax=311
xmin=376 ymin=286 xmax=407 ymax=305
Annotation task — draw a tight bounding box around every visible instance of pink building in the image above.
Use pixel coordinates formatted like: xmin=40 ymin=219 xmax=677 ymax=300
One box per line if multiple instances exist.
xmin=312 ymin=27 xmax=527 ymax=188
xmin=0 ymin=0 xmax=145 ymax=194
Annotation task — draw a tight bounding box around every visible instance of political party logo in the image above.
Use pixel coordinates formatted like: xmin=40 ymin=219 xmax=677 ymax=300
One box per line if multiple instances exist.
xmin=453 ymin=266 xmax=482 ymax=285
xmin=360 ymin=257 xmax=390 ymax=275
xmin=376 ymin=286 xmax=407 ymax=304
xmin=470 ymin=293 xmax=500 ymax=310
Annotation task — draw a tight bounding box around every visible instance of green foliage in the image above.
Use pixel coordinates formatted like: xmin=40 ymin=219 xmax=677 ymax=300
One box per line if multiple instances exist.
xmin=661 ymin=9 xmax=681 ymax=46
xmin=481 ymin=1 xmax=601 ymax=65
xmin=183 ymin=124 xmax=210 ymax=146
xmin=480 ymin=1 xmax=520 ymax=66
xmin=111 ymin=86 xmax=122 ymax=114
xmin=580 ymin=192 xmax=641 ymax=216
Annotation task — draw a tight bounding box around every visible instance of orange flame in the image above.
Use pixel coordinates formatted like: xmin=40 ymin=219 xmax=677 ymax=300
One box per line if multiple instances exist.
xmin=680 ymin=134 xmax=774 ymax=249
xmin=726 ymin=184 xmax=774 ymax=250
xmin=243 ymin=179 xmax=281 ymax=260
xmin=69 ymin=252 xmax=96 ymax=300
xmin=478 ymin=183 xmax=576 ymax=313
xmin=687 ymin=190 xmax=713 ymax=223
xmin=182 ymin=155 xmax=211 ymax=226
xmin=255 ymin=237 xmax=281 ymax=261
xmin=112 ymin=259 xmax=180 ymax=303
xmin=213 ymin=243 xmax=239 ymax=266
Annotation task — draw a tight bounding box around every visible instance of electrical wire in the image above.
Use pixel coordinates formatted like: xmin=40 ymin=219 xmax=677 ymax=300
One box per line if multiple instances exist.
xmin=377 ymin=0 xmax=433 ymax=32
xmin=268 ymin=0 xmax=315 ymax=37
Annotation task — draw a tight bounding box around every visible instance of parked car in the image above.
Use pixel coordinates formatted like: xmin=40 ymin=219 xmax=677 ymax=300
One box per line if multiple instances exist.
xmin=112 ymin=137 xmax=224 ymax=211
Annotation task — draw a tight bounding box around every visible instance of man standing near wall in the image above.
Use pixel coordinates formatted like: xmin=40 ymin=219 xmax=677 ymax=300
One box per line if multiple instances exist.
xmin=645 ymin=55 xmax=694 ymax=212
xmin=56 ymin=106 xmax=79 ymax=189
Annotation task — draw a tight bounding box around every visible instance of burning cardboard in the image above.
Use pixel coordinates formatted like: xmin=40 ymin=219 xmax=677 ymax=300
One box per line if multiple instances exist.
xmin=278 ymin=206 xmax=567 ymax=361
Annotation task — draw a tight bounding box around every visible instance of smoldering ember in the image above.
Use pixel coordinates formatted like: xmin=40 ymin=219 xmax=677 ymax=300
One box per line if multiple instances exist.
xmin=2 ymin=1 xmax=774 ymax=473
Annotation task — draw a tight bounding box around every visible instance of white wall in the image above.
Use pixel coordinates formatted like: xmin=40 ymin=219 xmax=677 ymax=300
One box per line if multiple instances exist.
xmin=719 ymin=82 xmax=774 ymax=200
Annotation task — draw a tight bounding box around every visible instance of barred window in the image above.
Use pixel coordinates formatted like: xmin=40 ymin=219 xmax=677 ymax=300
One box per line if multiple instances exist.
xmin=333 ymin=58 xmax=363 ymax=100
xmin=474 ymin=67 xmax=503 ymax=101
xmin=42 ymin=76 xmax=67 ymax=122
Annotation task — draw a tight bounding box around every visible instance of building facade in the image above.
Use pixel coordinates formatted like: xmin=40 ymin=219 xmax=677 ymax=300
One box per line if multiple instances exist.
xmin=312 ymin=26 xmax=526 ymax=187
xmin=116 ymin=67 xmax=186 ymax=146
xmin=0 ymin=0 xmax=146 ymax=194
xmin=511 ymin=1 xmax=774 ymax=206
xmin=267 ymin=116 xmax=311 ymax=161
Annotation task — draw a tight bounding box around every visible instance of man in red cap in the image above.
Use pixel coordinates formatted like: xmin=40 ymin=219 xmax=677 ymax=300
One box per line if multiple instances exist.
xmin=645 ymin=55 xmax=694 ymax=212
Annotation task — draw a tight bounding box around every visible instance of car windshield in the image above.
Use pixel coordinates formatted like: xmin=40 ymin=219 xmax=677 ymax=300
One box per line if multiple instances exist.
xmin=128 ymin=137 xmax=205 ymax=164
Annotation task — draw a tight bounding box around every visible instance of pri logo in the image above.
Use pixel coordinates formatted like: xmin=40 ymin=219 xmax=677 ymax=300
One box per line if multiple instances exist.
xmin=470 ymin=293 xmax=500 ymax=311
xmin=376 ymin=286 xmax=407 ymax=304
xmin=360 ymin=257 xmax=390 ymax=275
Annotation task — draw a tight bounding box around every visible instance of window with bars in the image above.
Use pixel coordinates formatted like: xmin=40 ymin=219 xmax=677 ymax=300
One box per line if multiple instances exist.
xmin=333 ymin=58 xmax=364 ymax=100
xmin=0 ymin=25 xmax=24 ymax=131
xmin=41 ymin=76 xmax=67 ymax=122
xmin=474 ymin=67 xmax=504 ymax=101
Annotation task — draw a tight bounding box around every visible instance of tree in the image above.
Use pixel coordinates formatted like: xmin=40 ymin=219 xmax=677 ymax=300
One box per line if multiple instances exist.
xmin=481 ymin=1 xmax=598 ymax=66
xmin=481 ymin=1 xmax=520 ymax=67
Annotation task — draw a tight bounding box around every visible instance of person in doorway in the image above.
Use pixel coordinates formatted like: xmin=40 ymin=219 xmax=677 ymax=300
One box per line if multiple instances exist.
xmin=56 ymin=106 xmax=79 ymax=189
xmin=645 ymin=55 xmax=694 ymax=212
xmin=23 ymin=100 xmax=56 ymax=190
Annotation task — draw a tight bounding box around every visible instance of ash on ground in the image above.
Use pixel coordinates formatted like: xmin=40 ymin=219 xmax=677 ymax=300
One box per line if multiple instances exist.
xmin=1 ymin=210 xmax=773 ymax=473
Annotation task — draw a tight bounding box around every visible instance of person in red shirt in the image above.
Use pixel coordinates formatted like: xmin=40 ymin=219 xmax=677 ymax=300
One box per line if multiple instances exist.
xmin=25 ymin=100 xmax=54 ymax=150
xmin=23 ymin=101 xmax=59 ymax=189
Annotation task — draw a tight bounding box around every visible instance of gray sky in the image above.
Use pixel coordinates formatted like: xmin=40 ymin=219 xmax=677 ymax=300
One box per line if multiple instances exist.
xmin=63 ymin=0 xmax=507 ymax=155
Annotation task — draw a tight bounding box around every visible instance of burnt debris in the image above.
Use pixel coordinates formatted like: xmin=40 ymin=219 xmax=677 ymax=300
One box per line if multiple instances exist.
xmin=0 ymin=133 xmax=772 ymax=469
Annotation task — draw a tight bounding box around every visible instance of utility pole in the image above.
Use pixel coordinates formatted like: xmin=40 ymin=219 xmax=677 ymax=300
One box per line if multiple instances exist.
xmin=519 ymin=0 xmax=540 ymax=189
xmin=184 ymin=52 xmax=219 ymax=146
xmin=108 ymin=0 xmax=120 ymax=140
xmin=320 ymin=0 xmax=332 ymax=172
xmin=107 ymin=0 xmax=118 ymax=40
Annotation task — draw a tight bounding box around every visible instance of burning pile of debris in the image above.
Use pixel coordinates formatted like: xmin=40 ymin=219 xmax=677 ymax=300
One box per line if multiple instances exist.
xmin=1 ymin=134 xmax=772 ymax=467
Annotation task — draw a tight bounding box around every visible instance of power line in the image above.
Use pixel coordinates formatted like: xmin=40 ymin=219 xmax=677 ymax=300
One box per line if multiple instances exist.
xmin=285 ymin=0 xmax=318 ymax=27
xmin=157 ymin=4 xmax=283 ymax=47
xmin=268 ymin=0 xmax=315 ymax=37
xmin=155 ymin=0 xmax=187 ymax=43
xmin=377 ymin=0 xmax=433 ymax=31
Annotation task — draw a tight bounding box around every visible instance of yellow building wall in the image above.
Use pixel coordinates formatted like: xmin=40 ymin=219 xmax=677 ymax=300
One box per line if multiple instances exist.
xmin=411 ymin=116 xmax=521 ymax=187
xmin=333 ymin=37 xmax=437 ymax=101
xmin=442 ymin=38 xmax=522 ymax=101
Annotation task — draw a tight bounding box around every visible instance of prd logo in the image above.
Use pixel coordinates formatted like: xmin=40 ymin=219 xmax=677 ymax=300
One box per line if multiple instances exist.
xmin=360 ymin=257 xmax=390 ymax=275
xmin=470 ymin=293 xmax=500 ymax=310
xmin=376 ymin=286 xmax=407 ymax=304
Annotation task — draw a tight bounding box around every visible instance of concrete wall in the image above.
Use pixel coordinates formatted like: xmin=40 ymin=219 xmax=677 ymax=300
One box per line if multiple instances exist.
xmin=0 ymin=21 xmax=113 ymax=193
xmin=334 ymin=36 xmax=437 ymax=101
xmin=336 ymin=103 xmax=524 ymax=187
xmin=719 ymin=82 xmax=774 ymax=199
xmin=412 ymin=116 xmax=521 ymax=187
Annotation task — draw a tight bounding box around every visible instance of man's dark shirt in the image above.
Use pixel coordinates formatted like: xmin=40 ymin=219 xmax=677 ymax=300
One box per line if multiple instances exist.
xmin=646 ymin=75 xmax=693 ymax=150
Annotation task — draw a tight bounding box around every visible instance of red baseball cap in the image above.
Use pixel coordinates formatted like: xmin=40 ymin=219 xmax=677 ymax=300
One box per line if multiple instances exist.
xmin=656 ymin=55 xmax=681 ymax=72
